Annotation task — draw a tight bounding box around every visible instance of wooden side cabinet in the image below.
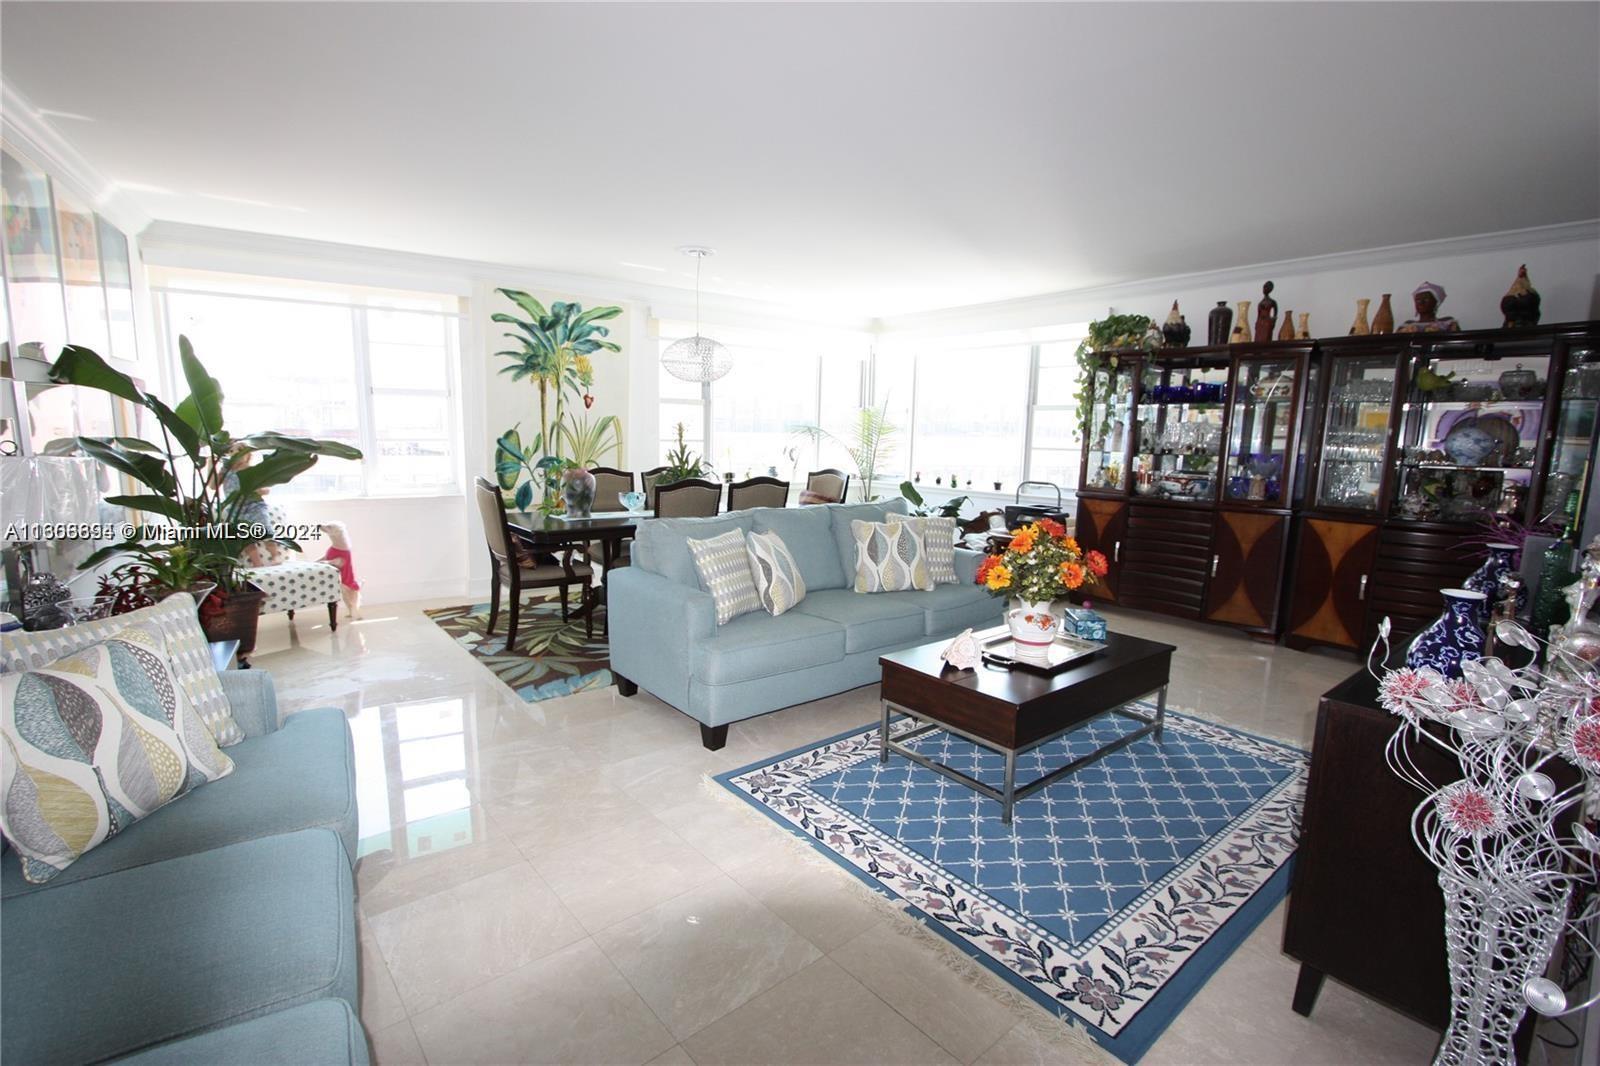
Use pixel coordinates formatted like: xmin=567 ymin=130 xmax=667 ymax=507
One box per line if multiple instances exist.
xmin=1284 ymin=517 xmax=1380 ymax=651
xmin=1074 ymin=497 xmax=1128 ymax=602
xmin=1203 ymin=510 xmax=1290 ymax=634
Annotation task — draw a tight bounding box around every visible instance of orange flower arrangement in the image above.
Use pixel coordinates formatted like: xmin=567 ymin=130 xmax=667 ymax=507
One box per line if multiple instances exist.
xmin=975 ymin=519 xmax=1109 ymax=603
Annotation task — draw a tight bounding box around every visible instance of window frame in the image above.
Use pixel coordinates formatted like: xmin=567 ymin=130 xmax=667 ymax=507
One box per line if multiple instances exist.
xmin=153 ymin=280 xmax=465 ymax=500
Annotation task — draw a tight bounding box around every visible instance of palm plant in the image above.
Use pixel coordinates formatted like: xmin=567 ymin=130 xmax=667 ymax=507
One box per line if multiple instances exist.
xmin=795 ymin=401 xmax=898 ymax=501
xmin=493 ymin=289 xmax=621 ymax=507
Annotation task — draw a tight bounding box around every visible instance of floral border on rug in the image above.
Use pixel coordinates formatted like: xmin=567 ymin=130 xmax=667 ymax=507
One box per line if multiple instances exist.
xmin=717 ymin=709 xmax=1308 ymax=1063
xmin=424 ymin=597 xmax=611 ymax=703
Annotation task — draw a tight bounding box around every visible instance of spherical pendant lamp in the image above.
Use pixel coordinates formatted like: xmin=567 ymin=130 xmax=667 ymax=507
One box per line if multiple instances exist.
xmin=660 ymin=247 xmax=733 ymax=383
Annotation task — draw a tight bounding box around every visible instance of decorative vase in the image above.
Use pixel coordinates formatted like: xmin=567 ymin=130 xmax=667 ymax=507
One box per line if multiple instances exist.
xmin=1501 ymin=264 xmax=1541 ymax=328
xmin=1277 ymin=312 xmax=1295 ymax=341
xmin=1162 ymin=301 xmax=1191 ymax=347
xmin=1532 ymin=539 xmax=1575 ymax=638
xmin=1297 ymin=312 xmax=1310 ymax=339
xmin=1464 ymin=542 xmax=1525 ymax=619
xmin=1497 ymin=365 xmax=1538 ymax=400
xmin=1229 ymin=301 xmax=1251 ymax=344
xmin=1405 ymin=588 xmax=1487 ymax=678
xmin=1007 ymin=599 xmax=1060 ymax=660
xmin=1350 ymin=298 xmax=1371 ymax=336
xmin=561 ymin=467 xmax=597 ymax=518
xmin=1372 ymin=294 xmax=1395 ymax=334
xmin=1207 ymin=301 xmax=1232 ymax=345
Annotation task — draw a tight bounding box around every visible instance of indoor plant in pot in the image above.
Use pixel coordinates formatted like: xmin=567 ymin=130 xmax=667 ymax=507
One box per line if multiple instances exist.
xmin=49 ymin=338 xmax=362 ymax=650
xmin=975 ymin=519 xmax=1109 ymax=660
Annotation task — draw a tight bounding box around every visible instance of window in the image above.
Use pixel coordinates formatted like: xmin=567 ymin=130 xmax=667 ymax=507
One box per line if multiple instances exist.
xmin=910 ymin=345 xmax=1032 ymax=490
xmin=1027 ymin=341 xmax=1082 ymax=493
xmin=154 ymin=271 xmax=462 ymax=497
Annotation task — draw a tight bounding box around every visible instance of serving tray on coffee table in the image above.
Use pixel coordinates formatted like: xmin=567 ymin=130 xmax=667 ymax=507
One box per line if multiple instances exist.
xmin=976 ymin=624 xmax=1106 ymax=676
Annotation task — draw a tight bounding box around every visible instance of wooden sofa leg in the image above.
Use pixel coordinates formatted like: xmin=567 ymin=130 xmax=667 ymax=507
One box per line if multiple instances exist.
xmin=615 ymin=674 xmax=638 ymax=697
xmin=287 ymin=609 xmax=295 ymax=621
xmin=700 ymin=723 xmax=728 ymax=751
xmin=327 ymin=601 xmax=339 ymax=631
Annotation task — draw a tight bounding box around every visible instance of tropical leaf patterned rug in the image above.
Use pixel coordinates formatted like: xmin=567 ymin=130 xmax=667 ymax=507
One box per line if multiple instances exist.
xmin=717 ymin=707 xmax=1307 ymax=1063
xmin=424 ymin=596 xmax=611 ymax=703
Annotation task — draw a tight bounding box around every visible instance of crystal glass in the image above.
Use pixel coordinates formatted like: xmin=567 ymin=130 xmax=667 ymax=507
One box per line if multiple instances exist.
xmin=1131 ymin=359 xmax=1228 ymax=501
xmin=1316 ymin=355 xmax=1397 ymax=511
xmin=1223 ymin=360 xmax=1298 ymax=504
xmin=1081 ymin=366 xmax=1133 ymax=491
xmin=1539 ymin=345 xmax=1599 ymax=528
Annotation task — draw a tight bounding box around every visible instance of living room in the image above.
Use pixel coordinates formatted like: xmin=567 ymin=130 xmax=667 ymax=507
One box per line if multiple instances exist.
xmin=2 ymin=3 xmax=1599 ymax=1065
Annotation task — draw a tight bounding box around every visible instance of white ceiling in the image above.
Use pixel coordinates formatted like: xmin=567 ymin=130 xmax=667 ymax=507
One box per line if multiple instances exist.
xmin=3 ymin=2 xmax=1597 ymax=317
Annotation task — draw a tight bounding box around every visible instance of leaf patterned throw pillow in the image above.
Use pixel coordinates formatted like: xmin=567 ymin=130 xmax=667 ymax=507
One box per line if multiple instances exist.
xmin=0 ymin=624 xmax=235 ymax=883
xmin=851 ymin=519 xmax=934 ymax=594
xmin=746 ymin=529 xmax=808 ymax=616
xmin=890 ymin=516 xmax=959 ymax=585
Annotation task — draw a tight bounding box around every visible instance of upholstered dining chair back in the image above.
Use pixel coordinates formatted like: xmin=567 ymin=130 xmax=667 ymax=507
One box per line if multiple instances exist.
xmin=727 ymin=477 xmax=789 ymax=510
xmin=474 ymin=476 xmax=513 ymax=564
xmin=642 ymin=466 xmax=669 ymax=511
xmin=654 ymin=478 xmax=723 ymax=518
xmin=589 ymin=467 xmax=634 ymax=511
xmin=803 ymin=469 xmax=850 ymax=504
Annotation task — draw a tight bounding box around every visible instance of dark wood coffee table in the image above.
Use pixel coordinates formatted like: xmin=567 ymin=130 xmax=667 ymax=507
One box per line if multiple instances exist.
xmin=878 ymin=628 xmax=1176 ymax=824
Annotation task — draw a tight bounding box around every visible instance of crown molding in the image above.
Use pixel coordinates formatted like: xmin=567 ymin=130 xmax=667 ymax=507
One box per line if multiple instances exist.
xmin=1 ymin=79 xmax=151 ymax=234
xmin=878 ymin=219 xmax=1600 ymax=334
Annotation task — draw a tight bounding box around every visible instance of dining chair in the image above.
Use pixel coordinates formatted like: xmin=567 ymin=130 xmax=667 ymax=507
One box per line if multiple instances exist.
xmin=727 ymin=476 xmax=789 ymax=510
xmin=474 ymin=477 xmax=595 ymax=648
xmin=654 ymin=478 xmax=723 ymax=518
xmin=642 ymin=466 xmax=670 ymax=511
xmin=801 ymin=468 xmax=850 ymax=504
xmin=589 ymin=466 xmax=635 ymax=512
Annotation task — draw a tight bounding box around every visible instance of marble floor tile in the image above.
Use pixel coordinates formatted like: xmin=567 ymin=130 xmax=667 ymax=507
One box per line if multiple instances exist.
xmin=593 ymin=873 xmax=822 ymax=1040
xmin=529 ymin=816 xmax=722 ymax=933
xmin=409 ymin=938 xmax=676 ymax=1065
xmin=644 ymin=1046 xmax=698 ymax=1066
xmin=721 ymin=834 xmax=886 ymax=953
xmin=648 ymin=786 xmax=800 ymax=871
xmin=357 ymin=914 xmax=409 ymax=1033
xmin=971 ymin=1018 xmax=1111 ymax=1066
xmin=830 ymin=921 xmax=1024 ymax=1063
xmin=681 ymin=957 xmax=960 ymax=1065
xmin=366 ymin=861 xmax=588 ymax=1014
xmin=357 ymin=808 xmax=525 ymax=917
xmin=487 ymin=777 xmax=657 ymax=856
xmin=368 ymin=1019 xmax=428 ymax=1066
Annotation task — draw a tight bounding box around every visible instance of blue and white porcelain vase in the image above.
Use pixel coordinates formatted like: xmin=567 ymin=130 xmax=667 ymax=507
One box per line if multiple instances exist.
xmin=1405 ymin=588 xmax=1487 ymax=678
xmin=1463 ymin=541 xmax=1526 ymax=617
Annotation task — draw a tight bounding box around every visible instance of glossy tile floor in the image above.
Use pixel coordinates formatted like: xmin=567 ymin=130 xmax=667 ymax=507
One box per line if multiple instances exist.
xmin=250 ymin=600 xmax=1443 ymax=1066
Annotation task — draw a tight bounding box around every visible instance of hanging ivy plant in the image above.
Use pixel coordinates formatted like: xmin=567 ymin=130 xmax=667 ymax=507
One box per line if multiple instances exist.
xmin=1073 ymin=313 xmax=1158 ymax=443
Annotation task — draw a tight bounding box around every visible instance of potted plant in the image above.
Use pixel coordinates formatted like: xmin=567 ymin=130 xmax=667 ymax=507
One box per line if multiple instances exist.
xmin=899 ymin=481 xmax=968 ymax=518
xmin=795 ymin=400 xmax=897 ymax=501
xmin=658 ymin=422 xmax=711 ymax=485
xmin=1074 ymin=312 xmax=1157 ymax=444
xmin=975 ymin=519 xmax=1109 ymax=658
xmin=48 ymin=339 xmax=362 ymax=651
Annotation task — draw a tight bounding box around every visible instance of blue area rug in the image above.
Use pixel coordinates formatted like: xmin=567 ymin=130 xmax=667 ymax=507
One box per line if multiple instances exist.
xmin=716 ymin=706 xmax=1308 ymax=1063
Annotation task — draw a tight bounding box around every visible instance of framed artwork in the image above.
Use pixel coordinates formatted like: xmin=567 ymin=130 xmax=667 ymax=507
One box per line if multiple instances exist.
xmin=53 ymin=183 xmax=110 ymax=354
xmin=96 ymin=215 xmax=138 ymax=363
xmin=1 ymin=148 xmax=67 ymax=361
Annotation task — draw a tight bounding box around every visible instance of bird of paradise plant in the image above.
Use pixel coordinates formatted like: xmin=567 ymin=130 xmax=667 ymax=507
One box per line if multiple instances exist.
xmin=493 ymin=289 xmax=622 ymax=508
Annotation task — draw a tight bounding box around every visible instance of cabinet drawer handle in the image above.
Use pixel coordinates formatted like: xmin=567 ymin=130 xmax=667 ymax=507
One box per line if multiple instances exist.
xmin=1113 ymin=541 xmax=1121 ymax=563
xmin=1211 ymin=554 xmax=1220 ymax=577
xmin=1359 ymin=574 xmax=1368 ymax=600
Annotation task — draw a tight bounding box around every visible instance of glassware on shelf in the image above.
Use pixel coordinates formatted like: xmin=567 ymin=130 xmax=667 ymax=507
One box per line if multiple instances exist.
xmin=1222 ymin=359 xmax=1298 ymax=506
xmin=1539 ymin=349 xmax=1599 ymax=526
xmin=1316 ymin=354 xmax=1399 ymax=512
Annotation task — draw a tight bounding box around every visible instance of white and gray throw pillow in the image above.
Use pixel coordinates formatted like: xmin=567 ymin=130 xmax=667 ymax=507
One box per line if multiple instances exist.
xmin=687 ymin=528 xmax=763 ymax=625
xmin=746 ymin=529 xmax=807 ymax=616
xmin=891 ymin=516 xmax=959 ymax=585
xmin=851 ymin=519 xmax=933 ymax=594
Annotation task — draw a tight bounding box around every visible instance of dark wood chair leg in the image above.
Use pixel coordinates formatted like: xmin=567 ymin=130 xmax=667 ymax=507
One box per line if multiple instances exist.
xmin=561 ymin=584 xmax=570 ymax=622
xmin=506 ymin=575 xmax=522 ymax=649
xmin=583 ymin=584 xmax=594 ymax=641
xmin=1291 ymin=964 xmax=1325 ymax=1017
xmin=327 ymin=601 xmax=338 ymax=630
xmin=700 ymin=723 xmax=729 ymax=751
xmin=487 ymin=569 xmax=501 ymax=634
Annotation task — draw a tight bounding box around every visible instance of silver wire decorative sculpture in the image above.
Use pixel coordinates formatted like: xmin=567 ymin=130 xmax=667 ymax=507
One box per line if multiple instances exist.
xmin=1370 ymin=589 xmax=1600 ymax=1065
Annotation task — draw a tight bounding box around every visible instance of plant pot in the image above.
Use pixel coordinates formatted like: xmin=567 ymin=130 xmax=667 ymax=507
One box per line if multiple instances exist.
xmin=1007 ymin=599 xmax=1060 ymax=662
xmin=199 ymin=582 xmax=266 ymax=655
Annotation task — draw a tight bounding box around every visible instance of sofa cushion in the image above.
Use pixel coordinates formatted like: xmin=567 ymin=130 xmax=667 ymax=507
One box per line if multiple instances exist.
xmin=1 ymin=592 xmax=244 ymax=746
xmin=793 ymin=588 xmax=927 ymax=653
xmin=633 ymin=513 xmax=756 ymax=588
xmin=850 ymin=519 xmax=933 ymax=593
xmin=1 ymin=827 xmax=357 ymax=1066
xmin=1 ymin=706 xmax=356 ymax=898
xmin=827 ymin=499 xmax=910 ymax=579
xmin=750 ymin=506 xmax=846 ymax=590
xmin=917 ymin=583 xmax=1005 ymax=636
xmin=111 ymin=1000 xmax=369 ymax=1066
xmin=0 ymin=624 xmax=236 ymax=884
xmin=688 ymin=528 xmax=763 ymax=625
xmin=693 ymin=610 xmax=845 ymax=686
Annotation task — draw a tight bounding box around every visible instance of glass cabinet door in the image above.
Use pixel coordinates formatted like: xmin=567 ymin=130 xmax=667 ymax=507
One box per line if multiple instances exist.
xmin=1316 ymin=354 xmax=1399 ymax=512
xmin=1131 ymin=360 xmax=1229 ymax=502
xmin=1538 ymin=343 xmax=1600 ymax=529
xmin=1392 ymin=350 xmax=1551 ymax=523
xmin=1223 ymin=358 xmax=1300 ymax=505
xmin=1081 ymin=364 xmax=1134 ymax=492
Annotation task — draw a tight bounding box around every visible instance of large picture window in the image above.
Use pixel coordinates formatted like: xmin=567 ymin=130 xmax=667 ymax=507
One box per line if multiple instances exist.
xmin=154 ymin=271 xmax=463 ymax=497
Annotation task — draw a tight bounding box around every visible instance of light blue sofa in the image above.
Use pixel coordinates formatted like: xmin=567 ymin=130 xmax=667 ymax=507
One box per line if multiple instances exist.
xmin=609 ymin=499 xmax=1000 ymax=749
xmin=0 ymin=670 xmax=367 ymax=1066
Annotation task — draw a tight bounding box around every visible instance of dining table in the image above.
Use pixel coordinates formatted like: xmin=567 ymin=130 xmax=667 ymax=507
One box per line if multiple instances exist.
xmin=504 ymin=510 xmax=640 ymax=624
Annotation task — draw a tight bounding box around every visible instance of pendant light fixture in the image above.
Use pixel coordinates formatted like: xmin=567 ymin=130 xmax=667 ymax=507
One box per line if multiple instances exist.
xmin=660 ymin=246 xmax=733 ymax=383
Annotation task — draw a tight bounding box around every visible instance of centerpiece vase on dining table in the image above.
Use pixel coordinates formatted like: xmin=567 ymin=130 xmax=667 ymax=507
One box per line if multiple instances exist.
xmin=561 ymin=467 xmax=597 ymax=518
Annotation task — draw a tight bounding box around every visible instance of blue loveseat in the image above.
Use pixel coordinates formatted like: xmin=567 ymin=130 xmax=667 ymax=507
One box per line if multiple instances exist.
xmin=0 ymin=669 xmax=366 ymax=1066
xmin=608 ymin=499 xmax=1001 ymax=748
